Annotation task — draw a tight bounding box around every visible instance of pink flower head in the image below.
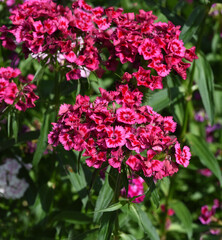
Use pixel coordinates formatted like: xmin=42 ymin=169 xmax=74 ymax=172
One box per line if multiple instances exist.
xmin=163 ymin=116 xmax=177 ymax=133
xmin=168 ymin=39 xmax=186 ymax=58
xmin=58 ymin=17 xmax=69 ymax=32
xmin=121 ymin=176 xmax=145 ymax=203
xmin=199 ymin=205 xmax=213 ymax=225
xmin=198 ymin=168 xmax=212 ymax=177
xmin=175 ymin=142 xmax=191 ymax=167
xmin=48 ymin=85 xmax=191 ymax=177
xmin=116 ymin=107 xmax=137 ymax=124
xmin=66 ymin=69 xmax=81 ymax=80
xmin=105 ymin=126 xmax=126 ymax=148
xmin=44 ymin=19 xmax=57 ymax=35
xmin=138 ymin=39 xmax=161 ymax=60
xmin=33 ymin=21 xmax=44 ymax=33
xmin=64 ymin=51 xmax=77 ymax=63
xmin=126 ymin=155 xmax=142 ymax=171
xmin=184 ymin=46 xmax=198 ymax=62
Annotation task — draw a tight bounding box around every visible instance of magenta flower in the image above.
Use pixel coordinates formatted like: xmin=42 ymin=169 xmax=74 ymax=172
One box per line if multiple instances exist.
xmin=49 ymin=85 xmax=191 ymax=180
xmin=116 ymin=107 xmax=137 ymax=124
xmin=199 ymin=205 xmax=213 ymax=225
xmin=138 ymin=38 xmax=161 ymax=60
xmin=105 ymin=126 xmax=126 ymax=148
xmin=1 ymin=0 xmax=197 ymax=86
xmin=175 ymin=142 xmax=191 ymax=167
xmin=121 ymin=176 xmax=145 ymax=203
xmin=0 ymin=67 xmax=38 ymax=111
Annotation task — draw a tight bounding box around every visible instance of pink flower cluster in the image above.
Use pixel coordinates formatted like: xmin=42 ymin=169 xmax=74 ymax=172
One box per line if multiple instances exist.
xmin=199 ymin=199 xmax=220 ymax=225
xmin=121 ymin=176 xmax=145 ymax=203
xmin=1 ymin=0 xmax=197 ymax=88
xmin=48 ymin=85 xmax=191 ymax=180
xmin=0 ymin=67 xmax=39 ymax=111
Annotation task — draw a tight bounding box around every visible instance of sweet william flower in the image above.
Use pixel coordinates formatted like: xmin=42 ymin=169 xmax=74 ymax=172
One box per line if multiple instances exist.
xmin=105 ymin=126 xmax=126 ymax=148
xmin=175 ymin=142 xmax=191 ymax=167
xmin=49 ymin=85 xmax=191 ymax=180
xmin=66 ymin=69 xmax=81 ymax=80
xmin=0 ymin=67 xmax=38 ymax=111
xmin=199 ymin=205 xmax=213 ymax=225
xmin=1 ymin=0 xmax=198 ymax=89
xmin=116 ymin=107 xmax=137 ymax=124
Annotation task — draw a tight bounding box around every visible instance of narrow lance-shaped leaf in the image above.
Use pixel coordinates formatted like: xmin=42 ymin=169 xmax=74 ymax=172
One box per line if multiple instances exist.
xmin=50 ymin=211 xmax=92 ymax=225
xmin=93 ymin=167 xmax=114 ymax=223
xmin=33 ymin=65 xmax=45 ymax=84
xmin=92 ymin=202 xmax=126 ymax=214
xmin=12 ymin=111 xmax=18 ymax=143
xmin=130 ymin=204 xmax=160 ymax=240
xmin=169 ymin=200 xmax=193 ymax=240
xmin=194 ymin=52 xmax=215 ymax=125
xmin=139 ymin=174 xmax=160 ymax=208
xmin=180 ymin=6 xmax=206 ymax=44
xmin=119 ymin=233 xmax=137 ymax=240
xmin=147 ymin=88 xmax=170 ymax=112
xmin=71 ymin=229 xmax=99 ymax=240
xmin=33 ymin=110 xmax=52 ymax=168
xmin=39 ymin=184 xmax=54 ymax=213
xmin=186 ymin=133 xmax=222 ymax=186
xmin=57 ymin=149 xmax=89 ymax=208
xmin=97 ymin=211 xmax=117 ymax=240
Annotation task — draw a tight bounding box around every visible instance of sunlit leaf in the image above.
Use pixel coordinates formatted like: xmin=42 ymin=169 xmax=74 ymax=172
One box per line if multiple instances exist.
xmin=92 ymin=202 xmax=126 ymax=214
xmin=33 ymin=110 xmax=52 ymax=168
xmin=120 ymin=232 xmax=137 ymax=240
xmin=194 ymin=52 xmax=215 ymax=125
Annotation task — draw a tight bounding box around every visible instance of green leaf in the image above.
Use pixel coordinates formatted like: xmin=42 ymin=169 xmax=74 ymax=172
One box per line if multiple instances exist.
xmin=194 ymin=52 xmax=215 ymax=125
xmin=130 ymin=204 xmax=160 ymax=240
xmin=139 ymin=175 xmax=160 ymax=208
xmin=93 ymin=202 xmax=126 ymax=214
xmin=7 ymin=111 xmax=11 ymax=137
xmin=169 ymin=200 xmax=193 ymax=239
xmin=186 ymin=133 xmax=222 ymax=185
xmin=12 ymin=112 xmax=19 ymax=143
xmin=147 ymin=89 xmax=170 ymax=112
xmin=97 ymin=212 xmax=116 ymax=240
xmin=93 ymin=168 xmax=114 ymax=223
xmin=51 ymin=211 xmax=92 ymax=225
xmin=57 ymin=149 xmax=89 ymax=208
xmin=72 ymin=229 xmax=99 ymax=240
xmin=39 ymin=184 xmax=54 ymax=213
xmin=33 ymin=65 xmax=45 ymax=84
xmin=33 ymin=110 xmax=51 ymax=168
xmin=180 ymin=6 xmax=206 ymax=44
xmin=120 ymin=233 xmax=137 ymax=240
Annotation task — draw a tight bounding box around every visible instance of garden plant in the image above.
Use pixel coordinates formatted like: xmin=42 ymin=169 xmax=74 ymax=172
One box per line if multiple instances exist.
xmin=0 ymin=0 xmax=221 ymax=239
